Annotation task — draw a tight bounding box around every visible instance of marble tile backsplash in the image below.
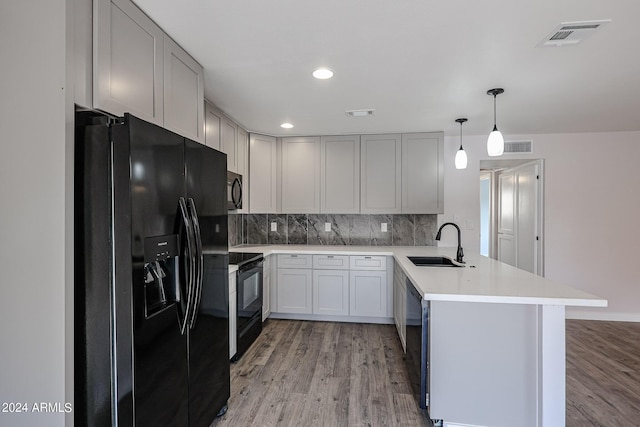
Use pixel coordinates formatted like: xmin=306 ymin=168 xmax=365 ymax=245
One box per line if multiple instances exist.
xmin=228 ymin=213 xmax=437 ymax=247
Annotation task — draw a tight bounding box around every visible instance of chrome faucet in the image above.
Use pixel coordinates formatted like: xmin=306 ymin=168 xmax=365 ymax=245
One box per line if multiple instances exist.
xmin=435 ymin=222 xmax=464 ymax=264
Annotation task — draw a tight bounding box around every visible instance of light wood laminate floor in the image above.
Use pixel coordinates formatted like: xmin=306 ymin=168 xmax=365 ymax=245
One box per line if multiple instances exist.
xmin=212 ymin=319 xmax=431 ymax=427
xmin=212 ymin=319 xmax=640 ymax=426
xmin=566 ymin=319 xmax=640 ymax=426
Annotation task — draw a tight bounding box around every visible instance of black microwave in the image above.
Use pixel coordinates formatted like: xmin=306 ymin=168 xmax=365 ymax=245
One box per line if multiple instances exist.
xmin=227 ymin=171 xmax=243 ymax=210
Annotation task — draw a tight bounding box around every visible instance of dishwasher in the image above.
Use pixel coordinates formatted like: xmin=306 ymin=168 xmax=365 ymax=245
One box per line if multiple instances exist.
xmin=405 ymin=279 xmax=430 ymax=411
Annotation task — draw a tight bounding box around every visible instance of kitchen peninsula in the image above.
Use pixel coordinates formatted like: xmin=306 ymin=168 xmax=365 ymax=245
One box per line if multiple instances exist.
xmin=231 ymin=245 xmax=606 ymax=427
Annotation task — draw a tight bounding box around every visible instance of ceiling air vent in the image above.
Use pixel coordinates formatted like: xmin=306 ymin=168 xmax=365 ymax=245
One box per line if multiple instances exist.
xmin=504 ymin=141 xmax=532 ymax=154
xmin=346 ymin=109 xmax=375 ymax=117
xmin=537 ymin=20 xmax=611 ymax=47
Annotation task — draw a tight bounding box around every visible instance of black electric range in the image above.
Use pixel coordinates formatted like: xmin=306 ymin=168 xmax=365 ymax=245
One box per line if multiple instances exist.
xmin=229 ymin=251 xmax=264 ymax=362
xmin=229 ymin=252 xmax=263 ymax=267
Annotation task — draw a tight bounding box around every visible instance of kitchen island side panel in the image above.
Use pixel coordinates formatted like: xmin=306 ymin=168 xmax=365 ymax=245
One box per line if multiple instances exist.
xmin=429 ymin=301 xmax=538 ymax=427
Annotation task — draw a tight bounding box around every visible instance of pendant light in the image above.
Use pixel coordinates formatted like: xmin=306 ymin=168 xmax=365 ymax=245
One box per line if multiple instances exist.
xmin=454 ymin=118 xmax=468 ymax=170
xmin=486 ymin=88 xmax=505 ymax=156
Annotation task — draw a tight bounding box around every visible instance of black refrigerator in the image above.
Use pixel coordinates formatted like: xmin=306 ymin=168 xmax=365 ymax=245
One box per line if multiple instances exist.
xmin=75 ymin=111 xmax=230 ymax=427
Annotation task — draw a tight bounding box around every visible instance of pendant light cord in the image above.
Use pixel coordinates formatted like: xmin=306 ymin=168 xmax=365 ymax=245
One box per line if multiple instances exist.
xmin=459 ymin=121 xmax=463 ymax=149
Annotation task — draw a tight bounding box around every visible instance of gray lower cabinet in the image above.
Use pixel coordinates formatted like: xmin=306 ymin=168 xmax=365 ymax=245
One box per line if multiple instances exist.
xmin=276 ymin=269 xmax=313 ymax=314
xmin=229 ymin=270 xmax=237 ymax=359
xmin=349 ymin=270 xmax=388 ymax=317
xmin=312 ymin=270 xmax=349 ymax=316
xmin=273 ymin=254 xmax=391 ymax=322
xmin=393 ymin=260 xmax=407 ymax=351
xmin=262 ymin=255 xmax=271 ymax=321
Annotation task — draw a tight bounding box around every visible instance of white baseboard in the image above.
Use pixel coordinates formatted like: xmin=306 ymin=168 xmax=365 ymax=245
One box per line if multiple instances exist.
xmin=444 ymin=423 xmax=487 ymax=427
xmin=269 ymin=312 xmax=394 ymax=325
xmin=565 ymin=308 xmax=640 ymax=322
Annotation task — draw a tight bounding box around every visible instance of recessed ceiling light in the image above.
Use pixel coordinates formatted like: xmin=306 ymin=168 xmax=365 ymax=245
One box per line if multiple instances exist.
xmin=280 ymin=122 xmax=294 ymax=129
xmin=345 ymin=109 xmax=375 ymax=117
xmin=312 ymin=68 xmax=334 ymax=79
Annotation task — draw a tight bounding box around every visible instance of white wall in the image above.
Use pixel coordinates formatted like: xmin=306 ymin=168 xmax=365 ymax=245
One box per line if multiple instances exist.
xmin=440 ymin=131 xmax=640 ymax=321
xmin=0 ymin=1 xmax=71 ymax=426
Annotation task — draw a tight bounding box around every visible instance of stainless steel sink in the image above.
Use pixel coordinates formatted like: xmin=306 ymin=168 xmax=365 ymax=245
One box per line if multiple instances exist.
xmin=407 ymin=256 xmax=463 ymax=267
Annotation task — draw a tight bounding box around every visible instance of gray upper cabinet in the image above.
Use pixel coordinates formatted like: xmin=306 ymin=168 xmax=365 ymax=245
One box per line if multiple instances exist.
xmin=249 ymin=134 xmax=278 ymax=213
xmin=401 ymin=132 xmax=444 ymax=214
xmin=163 ymin=35 xmax=204 ymax=143
xmin=73 ymin=0 xmax=93 ymax=108
xmin=94 ymin=0 xmax=164 ymax=125
xmin=204 ymin=101 xmax=221 ymax=151
xmin=281 ymin=137 xmax=321 ymax=213
xmin=237 ymin=127 xmax=248 ymax=177
xmin=94 ymin=0 xmax=204 ymax=142
xmin=206 ymin=102 xmax=248 ymax=180
xmin=236 ymin=128 xmax=248 ymax=213
xmin=360 ymin=134 xmax=402 ymax=214
xmin=221 ymin=117 xmax=238 ymax=172
xmin=245 ymin=131 xmax=443 ymax=215
xmin=320 ymin=135 xmax=360 ymax=213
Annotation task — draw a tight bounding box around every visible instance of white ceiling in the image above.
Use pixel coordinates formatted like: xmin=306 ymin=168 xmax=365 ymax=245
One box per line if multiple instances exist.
xmin=134 ymin=0 xmax=640 ymax=137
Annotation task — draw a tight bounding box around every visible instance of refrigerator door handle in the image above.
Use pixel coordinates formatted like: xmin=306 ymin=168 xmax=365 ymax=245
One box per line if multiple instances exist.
xmin=187 ymin=198 xmax=204 ymax=329
xmin=178 ymin=197 xmax=196 ymax=335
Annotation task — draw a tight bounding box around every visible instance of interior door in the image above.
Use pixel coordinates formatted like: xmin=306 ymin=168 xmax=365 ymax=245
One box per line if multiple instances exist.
xmin=496 ymin=161 xmax=542 ymax=275
xmin=516 ymin=163 xmax=539 ymax=274
xmin=497 ymin=172 xmax=516 ymax=267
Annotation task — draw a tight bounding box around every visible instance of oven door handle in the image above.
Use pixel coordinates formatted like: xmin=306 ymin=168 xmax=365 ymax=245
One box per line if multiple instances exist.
xmin=178 ymin=197 xmax=195 ymax=335
xmin=187 ymin=198 xmax=204 ymax=329
xmin=239 ymin=259 xmax=263 ymax=273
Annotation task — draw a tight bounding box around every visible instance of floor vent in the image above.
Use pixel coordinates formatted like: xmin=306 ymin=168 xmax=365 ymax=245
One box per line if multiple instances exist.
xmin=504 ymin=140 xmax=532 ymax=154
xmin=537 ymin=20 xmax=611 ymax=47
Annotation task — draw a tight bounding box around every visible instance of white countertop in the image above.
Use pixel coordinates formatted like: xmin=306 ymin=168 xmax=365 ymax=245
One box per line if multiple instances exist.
xmin=231 ymin=245 xmax=607 ymax=307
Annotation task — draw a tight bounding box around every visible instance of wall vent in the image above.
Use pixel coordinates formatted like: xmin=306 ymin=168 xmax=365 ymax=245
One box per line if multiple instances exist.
xmin=346 ymin=109 xmax=375 ymax=117
xmin=504 ymin=140 xmax=532 ymax=154
xmin=537 ymin=20 xmax=611 ymax=47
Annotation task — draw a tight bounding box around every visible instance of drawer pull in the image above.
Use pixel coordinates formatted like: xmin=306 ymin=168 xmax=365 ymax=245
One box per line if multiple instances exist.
xmin=327 ymin=255 xmax=334 ymax=259
xmin=291 ymin=255 xmax=298 ymax=258
xmin=365 ymin=256 xmax=372 ymax=259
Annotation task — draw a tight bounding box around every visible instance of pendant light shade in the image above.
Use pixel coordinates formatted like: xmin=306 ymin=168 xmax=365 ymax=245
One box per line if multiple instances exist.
xmin=487 ymin=88 xmax=505 ymax=156
xmin=455 ymin=118 xmax=468 ymax=170
xmin=487 ymin=126 xmax=504 ymax=156
xmin=455 ymin=149 xmax=468 ymax=169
